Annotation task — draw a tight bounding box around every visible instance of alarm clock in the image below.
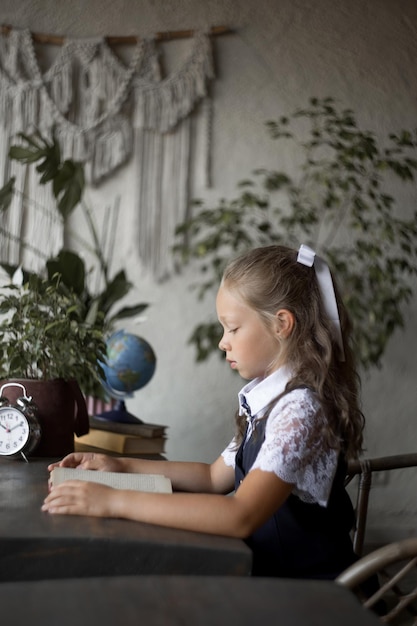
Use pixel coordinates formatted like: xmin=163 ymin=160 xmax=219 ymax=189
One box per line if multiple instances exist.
xmin=0 ymin=382 xmax=42 ymax=461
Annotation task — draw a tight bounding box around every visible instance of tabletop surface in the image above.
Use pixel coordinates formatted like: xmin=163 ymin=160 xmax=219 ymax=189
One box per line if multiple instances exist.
xmin=0 ymin=575 xmax=381 ymax=626
xmin=0 ymin=457 xmax=252 ymax=581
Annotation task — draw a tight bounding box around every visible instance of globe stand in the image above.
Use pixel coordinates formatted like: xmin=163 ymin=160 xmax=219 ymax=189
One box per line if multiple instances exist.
xmin=95 ymin=400 xmax=144 ymax=425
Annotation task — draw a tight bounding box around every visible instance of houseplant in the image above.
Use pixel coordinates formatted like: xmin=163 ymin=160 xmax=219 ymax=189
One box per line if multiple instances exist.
xmin=0 ymin=131 xmax=148 ymax=455
xmin=0 ymin=131 xmax=149 ymax=390
xmin=0 ymin=274 xmax=107 ymax=456
xmin=174 ymin=97 xmax=417 ymax=369
xmin=0 ymin=130 xmax=148 ymax=341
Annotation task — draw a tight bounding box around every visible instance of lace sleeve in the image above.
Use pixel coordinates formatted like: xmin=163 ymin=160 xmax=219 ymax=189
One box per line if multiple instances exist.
xmin=221 ymin=438 xmax=238 ymax=468
xmin=250 ymin=388 xmax=339 ymax=506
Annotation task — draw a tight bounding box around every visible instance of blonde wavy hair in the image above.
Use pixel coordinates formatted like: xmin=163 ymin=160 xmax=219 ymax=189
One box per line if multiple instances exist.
xmin=222 ymin=245 xmax=365 ymax=460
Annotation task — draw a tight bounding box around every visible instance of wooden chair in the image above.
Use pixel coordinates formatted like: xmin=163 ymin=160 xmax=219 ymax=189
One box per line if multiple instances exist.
xmin=336 ymin=537 xmax=417 ymax=624
xmin=346 ymin=454 xmax=417 ymax=557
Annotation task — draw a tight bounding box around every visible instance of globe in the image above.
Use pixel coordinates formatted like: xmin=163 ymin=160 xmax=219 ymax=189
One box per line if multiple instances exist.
xmin=97 ymin=330 xmax=157 ymax=424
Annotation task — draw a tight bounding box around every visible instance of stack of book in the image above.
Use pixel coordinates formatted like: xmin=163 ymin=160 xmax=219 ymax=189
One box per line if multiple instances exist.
xmin=75 ymin=416 xmax=168 ymax=455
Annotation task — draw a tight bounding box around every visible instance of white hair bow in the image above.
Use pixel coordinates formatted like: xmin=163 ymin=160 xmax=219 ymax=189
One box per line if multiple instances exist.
xmin=297 ymin=244 xmax=345 ymax=361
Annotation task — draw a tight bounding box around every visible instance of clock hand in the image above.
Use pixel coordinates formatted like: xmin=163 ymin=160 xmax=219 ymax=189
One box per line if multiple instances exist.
xmin=9 ymin=422 xmax=24 ymax=432
xmin=0 ymin=423 xmax=8 ymax=431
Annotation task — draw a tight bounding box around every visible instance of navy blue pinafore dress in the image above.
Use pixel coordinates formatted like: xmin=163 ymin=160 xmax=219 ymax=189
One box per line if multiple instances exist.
xmin=235 ymin=417 xmax=357 ymax=579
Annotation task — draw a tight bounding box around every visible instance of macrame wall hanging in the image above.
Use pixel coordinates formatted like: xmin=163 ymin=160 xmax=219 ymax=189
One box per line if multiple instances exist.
xmin=0 ymin=25 xmax=230 ymax=279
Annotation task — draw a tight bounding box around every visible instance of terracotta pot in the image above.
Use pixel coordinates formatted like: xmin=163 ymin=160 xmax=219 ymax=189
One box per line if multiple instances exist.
xmin=0 ymin=378 xmax=89 ymax=458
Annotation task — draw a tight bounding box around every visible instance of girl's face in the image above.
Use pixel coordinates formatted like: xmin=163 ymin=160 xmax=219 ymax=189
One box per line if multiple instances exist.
xmin=216 ymin=284 xmax=283 ymax=380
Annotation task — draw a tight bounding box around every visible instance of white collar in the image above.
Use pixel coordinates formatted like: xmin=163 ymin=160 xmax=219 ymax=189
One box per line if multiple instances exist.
xmin=238 ymin=365 xmax=293 ymax=419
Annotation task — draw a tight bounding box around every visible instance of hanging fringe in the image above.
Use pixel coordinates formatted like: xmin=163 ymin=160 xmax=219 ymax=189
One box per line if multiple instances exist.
xmin=134 ymin=117 xmax=192 ymax=280
xmin=0 ymin=28 xmax=154 ymax=183
xmin=0 ymin=150 xmax=63 ymax=273
xmin=132 ymin=32 xmax=213 ymax=133
xmin=23 ymin=166 xmax=63 ymax=272
xmin=202 ymin=96 xmax=213 ymax=188
xmin=0 ymin=26 xmax=217 ymax=279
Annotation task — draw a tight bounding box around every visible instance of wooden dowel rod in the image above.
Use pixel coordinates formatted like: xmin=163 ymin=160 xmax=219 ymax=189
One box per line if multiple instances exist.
xmin=0 ymin=24 xmax=233 ymax=46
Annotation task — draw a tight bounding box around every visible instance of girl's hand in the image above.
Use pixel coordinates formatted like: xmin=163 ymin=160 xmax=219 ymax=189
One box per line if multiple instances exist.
xmin=47 ymin=452 xmax=125 ymax=474
xmin=42 ymin=480 xmax=118 ymax=518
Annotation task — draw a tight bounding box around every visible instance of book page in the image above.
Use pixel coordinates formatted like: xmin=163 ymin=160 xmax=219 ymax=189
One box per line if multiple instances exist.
xmin=51 ymin=467 xmax=172 ymax=493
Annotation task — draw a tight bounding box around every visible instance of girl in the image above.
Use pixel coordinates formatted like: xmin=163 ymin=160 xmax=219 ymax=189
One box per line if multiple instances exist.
xmin=43 ymin=244 xmax=364 ymax=579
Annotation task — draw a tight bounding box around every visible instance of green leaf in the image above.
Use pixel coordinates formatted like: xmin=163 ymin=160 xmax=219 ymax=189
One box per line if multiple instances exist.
xmin=0 ymin=177 xmax=15 ymax=212
xmin=96 ymin=270 xmax=132 ymax=317
xmin=46 ymin=249 xmax=86 ymax=295
xmin=107 ymin=303 xmax=149 ymax=324
xmin=9 ymin=145 xmax=45 ymax=163
xmin=53 ymin=160 xmax=85 ymax=218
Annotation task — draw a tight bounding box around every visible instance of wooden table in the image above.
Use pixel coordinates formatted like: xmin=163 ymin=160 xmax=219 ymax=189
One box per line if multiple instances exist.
xmin=0 ymin=457 xmax=252 ymax=581
xmin=0 ymin=575 xmax=381 ymax=626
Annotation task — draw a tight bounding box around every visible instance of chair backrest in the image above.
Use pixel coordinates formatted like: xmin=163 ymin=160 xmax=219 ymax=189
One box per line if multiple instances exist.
xmin=336 ymin=537 xmax=417 ymax=624
xmin=346 ymin=453 xmax=417 ymax=556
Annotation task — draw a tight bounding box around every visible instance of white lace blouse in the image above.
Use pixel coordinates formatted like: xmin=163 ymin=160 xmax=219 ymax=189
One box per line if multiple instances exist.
xmin=221 ymin=366 xmax=339 ymax=507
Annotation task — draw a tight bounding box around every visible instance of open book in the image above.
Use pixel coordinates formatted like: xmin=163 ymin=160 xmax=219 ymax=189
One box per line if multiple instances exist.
xmin=50 ymin=467 xmax=172 ymax=493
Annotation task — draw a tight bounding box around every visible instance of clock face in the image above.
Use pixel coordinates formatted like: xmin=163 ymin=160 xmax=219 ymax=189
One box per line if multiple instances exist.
xmin=0 ymin=407 xmax=30 ymax=456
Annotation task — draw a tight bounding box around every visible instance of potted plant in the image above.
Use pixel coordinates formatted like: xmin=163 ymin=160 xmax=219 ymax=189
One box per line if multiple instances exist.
xmin=0 ymin=274 xmax=107 ymax=456
xmin=0 ymin=130 xmax=148 ymax=350
xmin=0 ymin=131 xmax=149 ymax=456
xmin=174 ymin=97 xmax=417 ymax=370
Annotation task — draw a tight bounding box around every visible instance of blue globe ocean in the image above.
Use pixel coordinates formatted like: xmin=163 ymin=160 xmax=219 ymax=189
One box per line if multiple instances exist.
xmin=101 ymin=330 xmax=157 ymax=398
